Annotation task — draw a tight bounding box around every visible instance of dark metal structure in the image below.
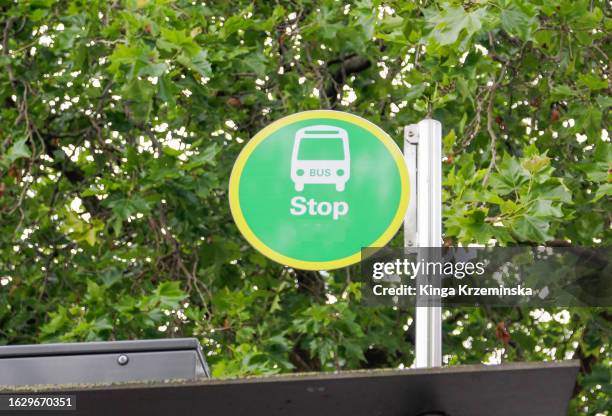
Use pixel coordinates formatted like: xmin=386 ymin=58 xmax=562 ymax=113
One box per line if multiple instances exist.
xmin=0 ymin=338 xmax=209 ymax=386
xmin=0 ymin=360 xmax=578 ymax=416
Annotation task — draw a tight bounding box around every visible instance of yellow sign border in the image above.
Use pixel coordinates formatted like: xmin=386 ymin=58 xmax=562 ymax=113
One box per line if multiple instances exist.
xmin=228 ymin=110 xmax=410 ymax=270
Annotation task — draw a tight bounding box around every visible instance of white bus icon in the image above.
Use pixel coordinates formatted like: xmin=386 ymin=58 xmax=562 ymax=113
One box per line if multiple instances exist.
xmin=290 ymin=125 xmax=350 ymax=192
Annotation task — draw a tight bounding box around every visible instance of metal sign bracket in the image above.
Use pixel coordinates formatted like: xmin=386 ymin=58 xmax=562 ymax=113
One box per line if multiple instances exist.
xmin=404 ymin=120 xmax=442 ymax=368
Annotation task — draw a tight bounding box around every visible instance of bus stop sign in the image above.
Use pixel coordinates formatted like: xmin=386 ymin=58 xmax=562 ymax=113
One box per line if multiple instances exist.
xmin=229 ymin=110 xmax=409 ymax=270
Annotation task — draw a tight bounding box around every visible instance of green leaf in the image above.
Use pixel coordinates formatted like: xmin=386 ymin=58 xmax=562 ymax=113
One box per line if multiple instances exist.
xmin=593 ymin=183 xmax=612 ymax=202
xmin=529 ymin=200 xmax=563 ymax=218
xmin=121 ymin=79 xmax=155 ymax=121
xmin=456 ymin=78 xmax=471 ymax=103
xmin=158 ymin=75 xmax=177 ymax=105
xmin=108 ymin=44 xmax=146 ymax=75
xmin=177 ymin=51 xmax=211 ymax=77
xmin=84 ymin=227 xmax=97 ymax=246
xmin=512 ymin=215 xmax=552 ymax=242
xmin=141 ymin=62 xmax=168 ymax=77
xmin=551 ymin=85 xmax=578 ymax=100
xmin=40 ymin=307 xmax=69 ymax=336
xmin=260 ymin=5 xmax=286 ymax=31
xmin=405 ymin=83 xmax=426 ymax=102
xmin=162 ymin=146 xmax=183 ymax=157
xmin=576 ymin=106 xmax=602 ymax=140
xmin=244 ymin=52 xmax=267 ymax=77
xmin=533 ymin=181 xmax=572 ymax=203
xmin=425 ymin=4 xmax=488 ymax=46
xmin=512 ymin=331 xmax=537 ymax=351
xmin=522 ymin=154 xmax=550 ymax=174
xmin=489 ymin=155 xmax=529 ymax=195
xmin=501 ymin=3 xmax=538 ymax=41
xmin=30 ymin=8 xmax=48 ymax=22
xmin=343 ymin=341 xmax=366 ymax=362
xmin=575 ymin=161 xmax=608 ymax=182
xmin=222 ymin=14 xmax=252 ymax=38
xmin=107 ymin=196 xmax=151 ymax=221
xmin=577 ymin=74 xmax=609 ymax=91
xmin=159 ymin=28 xmax=200 ymax=56
xmin=443 ymin=129 xmax=456 ymax=152
xmin=86 ymin=280 xmax=104 ymax=302
xmin=154 ymin=281 xmax=186 ymax=308
xmin=595 ymin=95 xmax=612 ymax=109
xmin=5 ymin=138 xmax=31 ymax=163
xmin=183 ymin=144 xmax=219 ymax=170
xmin=452 ymin=209 xmax=494 ymax=243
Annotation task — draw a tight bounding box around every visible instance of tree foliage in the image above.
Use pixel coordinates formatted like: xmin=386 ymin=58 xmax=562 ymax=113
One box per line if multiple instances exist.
xmin=0 ymin=0 xmax=610 ymax=414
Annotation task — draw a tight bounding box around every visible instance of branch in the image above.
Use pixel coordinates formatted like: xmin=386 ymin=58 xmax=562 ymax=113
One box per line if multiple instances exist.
xmin=482 ymin=64 xmax=507 ymax=186
xmin=2 ymin=17 xmax=16 ymax=85
xmin=324 ymin=55 xmax=371 ymax=106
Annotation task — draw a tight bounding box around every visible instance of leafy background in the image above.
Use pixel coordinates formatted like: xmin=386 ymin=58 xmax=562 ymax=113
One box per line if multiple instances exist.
xmin=0 ymin=0 xmax=610 ymax=414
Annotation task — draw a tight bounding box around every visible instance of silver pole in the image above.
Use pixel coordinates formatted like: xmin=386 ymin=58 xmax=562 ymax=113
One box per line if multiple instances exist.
xmin=404 ymin=119 xmax=442 ymax=368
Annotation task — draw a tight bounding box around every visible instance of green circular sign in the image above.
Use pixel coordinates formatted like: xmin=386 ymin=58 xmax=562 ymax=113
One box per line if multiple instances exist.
xmin=229 ymin=110 xmax=409 ymax=270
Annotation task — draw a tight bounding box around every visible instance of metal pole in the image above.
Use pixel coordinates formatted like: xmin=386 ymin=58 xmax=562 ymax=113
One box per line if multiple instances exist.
xmin=404 ymin=119 xmax=442 ymax=368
